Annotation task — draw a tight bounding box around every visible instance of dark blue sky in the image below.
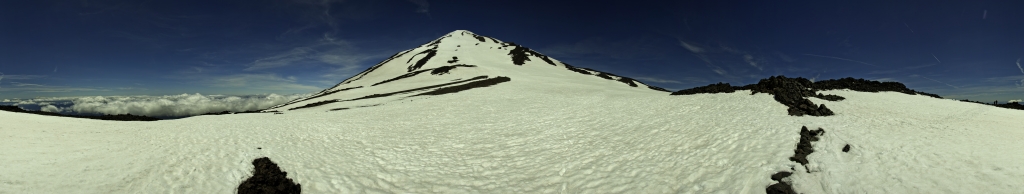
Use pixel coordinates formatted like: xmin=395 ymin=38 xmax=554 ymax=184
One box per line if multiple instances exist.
xmin=2 ymin=0 xmax=1022 ymax=102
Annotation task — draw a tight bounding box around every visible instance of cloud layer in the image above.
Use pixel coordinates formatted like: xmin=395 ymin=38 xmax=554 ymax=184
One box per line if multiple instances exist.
xmin=13 ymin=93 xmax=309 ymax=118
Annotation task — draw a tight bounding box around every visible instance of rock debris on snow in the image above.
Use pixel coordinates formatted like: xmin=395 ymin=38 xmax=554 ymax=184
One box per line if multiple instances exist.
xmin=791 ymin=126 xmax=826 ymax=170
xmin=768 ymin=126 xmax=827 ymax=194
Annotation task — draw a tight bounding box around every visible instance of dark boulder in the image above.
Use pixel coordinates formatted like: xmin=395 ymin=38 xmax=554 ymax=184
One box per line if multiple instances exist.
xmin=766 ymin=172 xmax=796 ymax=194
xmin=237 ymin=157 xmax=301 ymax=194
xmin=770 ymin=171 xmax=792 ymax=181
xmin=766 ymin=182 xmax=797 ymax=194
xmin=814 ymin=93 xmax=845 ymax=101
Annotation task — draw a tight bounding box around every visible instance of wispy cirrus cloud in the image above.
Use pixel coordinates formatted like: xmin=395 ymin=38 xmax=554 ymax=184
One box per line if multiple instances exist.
xmin=0 ymin=74 xmax=46 ymax=80
xmin=0 ymin=82 xmax=105 ymax=93
xmin=1015 ymin=58 xmax=1024 ymax=87
xmin=245 ymin=47 xmax=317 ymax=71
xmin=868 ymin=64 xmax=936 ymax=75
xmin=541 ymin=37 xmax=669 ymax=60
xmin=678 ymin=40 xmax=704 ymax=53
xmin=407 ymin=0 xmax=430 ymax=15
xmin=634 ymin=77 xmax=683 ymax=84
xmin=802 ymin=54 xmax=878 ymax=67
xmin=675 ymin=39 xmax=727 ymax=76
xmin=675 ymin=39 xmax=774 ymax=78
xmin=742 ymin=54 xmax=762 ymax=70
xmin=245 ymin=35 xmax=384 ymax=72
xmin=206 ymin=74 xmax=321 ymax=93
xmin=12 ymin=82 xmax=46 ymax=87
xmin=911 ymin=74 xmax=959 ymax=89
xmin=634 ymin=76 xmax=707 ymax=85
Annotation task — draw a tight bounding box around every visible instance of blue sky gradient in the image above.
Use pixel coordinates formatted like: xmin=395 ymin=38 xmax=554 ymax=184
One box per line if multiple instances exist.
xmin=2 ymin=0 xmax=1023 ymax=102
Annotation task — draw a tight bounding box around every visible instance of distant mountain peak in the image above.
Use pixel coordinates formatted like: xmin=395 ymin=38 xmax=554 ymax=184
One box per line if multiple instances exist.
xmin=265 ymin=30 xmax=668 ymax=112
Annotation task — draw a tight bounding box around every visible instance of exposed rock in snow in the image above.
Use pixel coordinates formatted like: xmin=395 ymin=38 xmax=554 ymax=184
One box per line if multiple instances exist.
xmin=767 ymin=126 xmax=827 ymax=194
xmin=237 ymin=157 xmax=301 ymax=194
xmin=669 ymin=75 xmax=969 ymax=116
xmin=411 ymin=76 xmax=511 ymax=96
xmin=790 ymin=126 xmax=826 ymax=168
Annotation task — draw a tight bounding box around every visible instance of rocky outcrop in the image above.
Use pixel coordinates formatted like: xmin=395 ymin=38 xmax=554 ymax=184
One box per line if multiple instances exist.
xmin=998 ymin=102 xmax=1024 ymax=110
xmin=670 ymin=82 xmax=736 ymax=95
xmin=671 ymin=75 xmax=954 ymax=116
xmin=503 ymin=42 xmax=556 ymax=66
xmin=407 ymin=48 xmax=439 ymax=72
xmin=959 ymin=99 xmax=1024 ymax=111
xmin=237 ymin=157 xmax=301 ymax=194
xmin=811 ymin=77 xmax=941 ymax=99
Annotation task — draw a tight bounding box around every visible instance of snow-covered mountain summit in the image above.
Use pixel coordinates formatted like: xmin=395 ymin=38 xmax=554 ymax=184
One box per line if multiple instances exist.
xmin=266 ymin=30 xmax=669 ymax=112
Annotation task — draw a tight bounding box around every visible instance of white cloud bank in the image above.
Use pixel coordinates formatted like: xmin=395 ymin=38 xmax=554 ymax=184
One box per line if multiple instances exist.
xmin=40 ymin=104 xmax=61 ymax=113
xmin=59 ymin=93 xmax=309 ymax=117
xmin=1009 ymin=99 xmax=1022 ymax=103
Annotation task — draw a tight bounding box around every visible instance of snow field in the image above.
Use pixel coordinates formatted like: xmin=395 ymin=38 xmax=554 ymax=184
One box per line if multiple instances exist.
xmin=791 ymin=90 xmax=1024 ymax=193
xmin=4 ymin=87 xmax=1023 ymax=193
xmin=4 ymin=86 xmax=807 ymax=193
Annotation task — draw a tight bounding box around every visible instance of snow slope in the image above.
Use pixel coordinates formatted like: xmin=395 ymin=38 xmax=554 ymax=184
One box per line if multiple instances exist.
xmin=265 ymin=30 xmax=667 ymax=112
xmin=3 ymin=86 xmax=1023 ymax=193
xmin=2 ymin=30 xmax=1022 ymax=193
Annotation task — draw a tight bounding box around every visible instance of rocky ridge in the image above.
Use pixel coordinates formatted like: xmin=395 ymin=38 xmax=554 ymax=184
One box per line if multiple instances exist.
xmin=671 ymin=75 xmax=946 ymax=116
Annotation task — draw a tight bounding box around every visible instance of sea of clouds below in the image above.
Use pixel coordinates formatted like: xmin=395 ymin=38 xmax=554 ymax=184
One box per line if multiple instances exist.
xmin=1 ymin=93 xmax=310 ymax=118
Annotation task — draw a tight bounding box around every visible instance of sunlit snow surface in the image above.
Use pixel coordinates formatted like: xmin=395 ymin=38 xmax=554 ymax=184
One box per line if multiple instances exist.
xmin=3 ymin=82 xmax=1023 ymax=193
